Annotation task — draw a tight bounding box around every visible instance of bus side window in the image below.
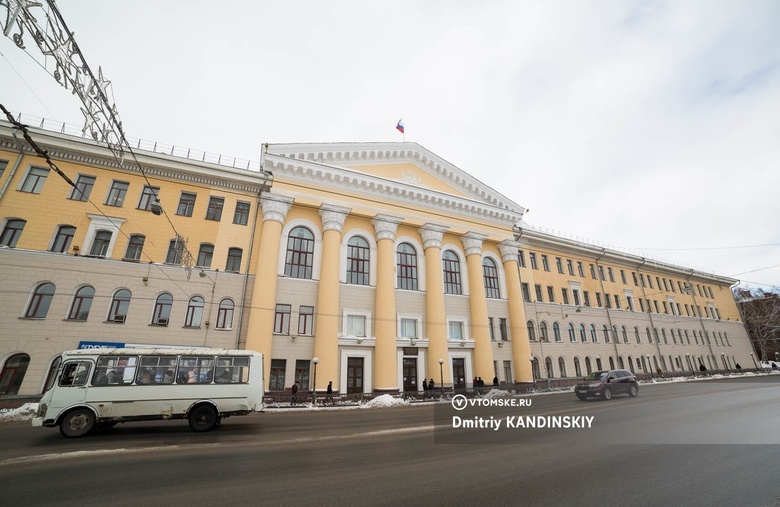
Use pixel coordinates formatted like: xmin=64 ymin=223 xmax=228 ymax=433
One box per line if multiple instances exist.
xmin=60 ymin=362 xmax=91 ymax=387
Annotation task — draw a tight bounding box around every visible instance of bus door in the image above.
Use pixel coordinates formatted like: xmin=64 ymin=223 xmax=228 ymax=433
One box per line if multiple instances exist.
xmin=50 ymin=360 xmax=92 ymax=411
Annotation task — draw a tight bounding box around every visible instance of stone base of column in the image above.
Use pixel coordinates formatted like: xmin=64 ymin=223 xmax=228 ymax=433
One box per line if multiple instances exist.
xmin=513 ymin=382 xmax=536 ymax=394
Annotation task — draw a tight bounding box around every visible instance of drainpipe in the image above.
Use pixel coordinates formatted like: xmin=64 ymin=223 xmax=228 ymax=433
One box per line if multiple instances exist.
xmin=594 ymin=249 xmax=622 ymax=369
xmin=635 ymin=258 xmax=664 ymax=374
xmin=686 ymin=269 xmax=717 ymax=369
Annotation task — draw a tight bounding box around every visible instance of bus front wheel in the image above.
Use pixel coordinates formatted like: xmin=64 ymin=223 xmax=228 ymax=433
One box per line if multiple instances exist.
xmin=189 ymin=404 xmax=218 ymax=432
xmin=60 ymin=408 xmax=95 ymax=438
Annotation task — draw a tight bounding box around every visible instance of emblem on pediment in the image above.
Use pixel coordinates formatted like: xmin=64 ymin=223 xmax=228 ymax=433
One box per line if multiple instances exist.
xmin=400 ymin=168 xmax=426 ymax=187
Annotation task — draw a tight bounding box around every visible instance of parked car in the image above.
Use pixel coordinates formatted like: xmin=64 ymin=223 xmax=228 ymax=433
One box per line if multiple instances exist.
xmin=575 ymin=369 xmax=639 ymax=401
xmin=760 ymin=361 xmax=780 ymax=370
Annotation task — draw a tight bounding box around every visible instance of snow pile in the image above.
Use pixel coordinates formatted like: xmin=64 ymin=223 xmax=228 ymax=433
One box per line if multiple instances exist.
xmin=481 ymin=388 xmax=508 ymax=399
xmin=0 ymin=403 xmax=38 ymax=423
xmin=359 ymin=394 xmax=411 ymax=409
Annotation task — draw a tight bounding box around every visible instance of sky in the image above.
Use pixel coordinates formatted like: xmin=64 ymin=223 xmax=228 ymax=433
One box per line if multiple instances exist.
xmin=1 ymin=1 xmax=779 ymax=291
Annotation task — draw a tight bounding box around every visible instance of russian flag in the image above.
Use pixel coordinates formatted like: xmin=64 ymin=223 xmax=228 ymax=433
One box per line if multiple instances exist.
xmin=396 ymin=119 xmax=404 ymax=134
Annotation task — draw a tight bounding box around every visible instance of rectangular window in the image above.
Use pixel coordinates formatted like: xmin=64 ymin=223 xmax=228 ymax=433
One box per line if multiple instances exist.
xmin=51 ymin=225 xmax=76 ymax=253
xmin=599 ymin=266 xmax=606 ymax=281
xmin=233 ymin=201 xmax=250 ymax=225
xmin=590 ymin=264 xmax=597 ymax=279
xmin=448 ymin=321 xmax=464 ymax=340
xmin=206 ymin=196 xmax=224 ymax=221
xmin=137 ymin=185 xmax=160 ymax=211
xmin=670 ymin=279 xmax=676 ymax=292
xmin=614 ymin=295 xmax=620 ymax=309
xmin=177 ymin=192 xmax=196 ymax=217
xmin=105 ymin=181 xmax=129 ymax=206
xmin=165 ymin=239 xmax=182 ymax=265
xmin=196 ymin=244 xmax=214 ymax=268
xmin=583 ymin=291 xmax=591 ymax=307
xmin=399 ymin=318 xmax=418 ymax=338
xmin=555 ymin=257 xmax=563 ymax=274
xmin=648 ymin=276 xmax=654 ymax=289
xmin=632 ymin=272 xmax=639 ymax=286
xmin=541 ymin=254 xmax=550 ymax=271
xmin=518 ymin=250 xmax=526 ymax=268
xmin=529 ymin=252 xmax=538 ymax=270
xmin=295 ymin=360 xmax=310 ymax=390
xmin=561 ymin=288 xmax=569 ymax=305
xmin=346 ymin=314 xmax=366 ymax=337
xmin=298 ymin=306 xmax=314 ymax=335
xmin=274 ymin=304 xmax=291 ymax=334
xmin=69 ymin=174 xmax=96 ymax=201
xmin=535 ymin=284 xmax=544 ymax=302
xmin=655 ymin=300 xmax=661 ymax=313
xmin=521 ymin=283 xmax=530 ymax=302
xmin=488 ymin=317 xmax=495 ymax=341
xmin=124 ymin=235 xmax=145 ymax=261
xmin=567 ymin=259 xmax=574 ymax=276
xmin=596 ymin=292 xmax=603 ymax=307
xmin=499 ymin=318 xmax=508 ymax=341
xmin=663 ymin=278 xmax=669 ymax=291
xmin=640 ymin=274 xmax=646 ymax=287
xmin=640 ymin=299 xmax=645 ymax=312
xmin=573 ymin=290 xmax=581 ymax=306
xmin=605 ymin=293 xmax=611 ymax=308
xmin=547 ymin=286 xmax=555 ymax=303
xmin=577 ymin=262 xmax=585 ymax=277
xmin=657 ymin=277 xmax=663 ymax=291
xmin=20 ymin=166 xmax=49 ymax=194
xmin=503 ymin=361 xmax=513 ymax=384
xmin=226 ymin=247 xmax=243 ymax=272
xmin=620 ymin=269 xmax=627 ymax=284
xmin=0 ymin=160 xmax=6 ymax=179
xmin=627 ymin=296 xmax=634 ymax=311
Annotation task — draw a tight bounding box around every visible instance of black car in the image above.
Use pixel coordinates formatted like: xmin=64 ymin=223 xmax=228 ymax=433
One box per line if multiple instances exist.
xmin=575 ymin=369 xmax=639 ymax=401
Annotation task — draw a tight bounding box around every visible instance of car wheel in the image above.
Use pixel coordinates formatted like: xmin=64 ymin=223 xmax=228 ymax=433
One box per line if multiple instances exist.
xmin=629 ymin=384 xmax=639 ymax=397
xmin=188 ymin=404 xmax=218 ymax=432
xmin=576 ymin=394 xmax=587 ymax=401
xmin=60 ymin=408 xmax=95 ymax=438
xmin=602 ymin=387 xmax=612 ymax=401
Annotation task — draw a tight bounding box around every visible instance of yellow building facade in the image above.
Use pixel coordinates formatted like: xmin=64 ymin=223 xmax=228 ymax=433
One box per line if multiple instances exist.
xmin=0 ymin=119 xmax=754 ymax=398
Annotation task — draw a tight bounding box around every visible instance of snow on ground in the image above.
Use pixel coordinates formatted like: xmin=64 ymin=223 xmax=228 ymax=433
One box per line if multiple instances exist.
xmin=0 ymin=403 xmax=38 ymax=423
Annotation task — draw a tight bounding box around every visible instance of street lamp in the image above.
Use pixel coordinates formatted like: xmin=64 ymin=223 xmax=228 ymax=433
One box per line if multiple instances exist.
xmin=645 ymin=354 xmax=651 ymax=378
xmin=438 ymin=358 xmax=444 ymax=399
xmin=686 ymin=353 xmax=692 ymax=377
xmin=530 ymin=358 xmax=536 ymax=392
xmin=311 ymin=357 xmax=319 ymax=405
xmin=721 ymin=353 xmax=728 ymax=373
xmin=750 ymin=352 xmax=759 ymax=373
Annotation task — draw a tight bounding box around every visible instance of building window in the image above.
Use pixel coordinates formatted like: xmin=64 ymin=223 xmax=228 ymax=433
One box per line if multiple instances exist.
xmin=603 ymin=325 xmax=610 ymax=343
xmin=152 ymin=293 xmax=173 ymax=325
xmin=499 ymin=318 xmax=508 ymax=341
xmin=196 ymin=243 xmax=214 ymax=268
xmin=0 ymin=160 xmax=6 ymax=179
xmin=298 ymin=306 xmax=314 ymax=335
xmin=573 ymin=289 xmax=581 ymax=306
xmin=556 ymin=257 xmax=564 ymax=274
xmin=541 ymin=255 xmax=550 ymax=271
xmin=540 ymin=321 xmax=549 ymax=342
xmin=124 ymin=234 xmax=145 ymax=261
xmin=558 ymin=357 xmax=567 ymax=378
xmin=226 ymin=247 xmax=242 ymax=272
xmin=108 ymin=289 xmax=131 ymax=323
xmin=25 ymin=282 xmax=55 ymax=318
xmin=295 ymin=360 xmax=311 ymax=391
xmin=577 ymin=262 xmax=585 ymax=277
xmin=165 ymin=238 xmax=183 ymax=265
xmin=579 ymin=324 xmax=587 ymax=342
xmin=521 ymin=283 xmax=530 ymax=302
xmin=284 ymin=226 xmax=314 ymax=279
xmin=274 ymin=304 xmax=292 ymax=334
xmin=0 ymin=353 xmax=30 ymax=396
xmin=527 ymin=320 xmax=536 ymax=341
xmin=67 ymin=285 xmax=95 ymax=321
xmin=185 ymin=296 xmax=205 ymax=327
xmin=269 ymin=359 xmax=286 ymax=391
xmin=20 ymin=167 xmax=49 ymax=193
xmin=589 ymin=264 xmax=597 ymax=279
xmin=347 ymin=236 xmax=370 ymax=285
xmin=566 ymin=259 xmax=575 ymax=276
xmin=105 ymin=180 xmax=129 ymax=206
xmin=346 ymin=314 xmax=367 ymax=337
xmin=596 ymin=293 xmax=603 ymax=307
xmin=69 ymin=174 xmax=95 ymax=201
xmin=599 ymin=266 xmax=606 ymax=281
xmin=233 ymin=201 xmax=250 ymax=225
xmin=561 ymin=288 xmax=569 ymax=305
xmin=89 ymin=230 xmax=112 ymax=257
xmin=449 ymin=320 xmax=464 ymax=340
xmin=622 ymin=326 xmax=628 ymax=343
xmin=138 ymin=185 xmax=160 ymax=211
xmin=568 ymin=323 xmax=576 ymax=342
xmin=590 ymin=324 xmax=598 ymax=342
xmin=620 ymin=270 xmax=627 ymax=284
xmin=547 ymin=286 xmax=555 ymax=303
xmin=583 ymin=291 xmax=591 ymax=306
xmin=442 ymin=251 xmax=462 ymax=295
xmin=535 ymin=284 xmax=544 ymax=302
xmin=488 ymin=317 xmax=495 ymax=341
xmin=553 ymin=322 xmax=562 ymax=342
xmin=50 ymin=225 xmax=76 ymax=253
xmin=608 ymin=267 xmax=615 ymax=282
xmin=397 ymin=243 xmax=418 ymax=290
xmin=399 ymin=317 xmax=418 ymax=339
xmin=518 ymin=250 xmax=526 ymax=268
xmin=216 ymin=298 xmax=234 ymax=329
xmin=0 ymin=219 xmax=25 ymax=247
xmin=483 ymin=258 xmax=500 ymax=299
xmin=529 ymin=252 xmax=538 ymax=270
xmin=206 ymin=196 xmax=224 ymax=221
xmin=177 ymin=192 xmax=196 ymax=217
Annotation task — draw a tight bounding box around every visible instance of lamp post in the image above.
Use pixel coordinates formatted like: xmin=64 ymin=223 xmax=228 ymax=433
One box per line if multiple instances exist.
xmin=530 ymin=358 xmax=536 ymax=392
xmin=645 ymin=354 xmax=651 ymax=379
xmin=438 ymin=358 xmax=444 ymax=399
xmin=721 ymin=353 xmax=728 ymax=373
xmin=311 ymin=357 xmax=319 ymax=405
xmin=750 ymin=352 xmax=759 ymax=373
xmin=686 ymin=353 xmax=692 ymax=377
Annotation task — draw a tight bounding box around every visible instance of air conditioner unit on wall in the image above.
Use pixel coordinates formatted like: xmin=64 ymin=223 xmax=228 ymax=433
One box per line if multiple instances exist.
xmin=113 ymin=315 xmax=126 ymax=323
xmin=157 ymin=318 xmax=169 ymax=326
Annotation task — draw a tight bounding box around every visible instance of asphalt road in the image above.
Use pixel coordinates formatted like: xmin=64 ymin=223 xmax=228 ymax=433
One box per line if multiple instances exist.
xmin=2 ymin=376 xmax=780 ymax=506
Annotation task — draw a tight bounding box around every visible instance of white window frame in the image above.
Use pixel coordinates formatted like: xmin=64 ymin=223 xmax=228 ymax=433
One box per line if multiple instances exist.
xmin=446 ymin=316 xmax=469 ymax=342
xmin=342 ymin=309 xmax=372 ymax=339
xmin=397 ymin=313 xmax=422 ymax=340
xmin=81 ymin=214 xmax=126 ymax=259
xmin=340 ymin=229 xmax=377 ymax=286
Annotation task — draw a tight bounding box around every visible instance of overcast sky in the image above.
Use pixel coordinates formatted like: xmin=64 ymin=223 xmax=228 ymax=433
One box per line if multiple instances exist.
xmin=2 ymin=1 xmax=778 ymax=291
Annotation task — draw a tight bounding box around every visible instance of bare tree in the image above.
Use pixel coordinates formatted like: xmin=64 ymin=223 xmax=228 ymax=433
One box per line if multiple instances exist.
xmin=734 ymin=287 xmax=780 ymax=362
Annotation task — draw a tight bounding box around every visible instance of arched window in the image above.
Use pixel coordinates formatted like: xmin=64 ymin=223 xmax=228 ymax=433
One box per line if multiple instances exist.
xmin=590 ymin=324 xmax=598 ymax=342
xmin=284 ymin=226 xmax=314 ymax=279
xmin=197 ymin=243 xmax=214 ymax=268
xmin=579 ymin=324 xmax=587 ymax=342
xmin=646 ymin=327 xmax=652 ymax=343
xmin=545 ymin=357 xmax=554 ymax=378
xmin=185 ymin=296 xmax=205 ymax=327
xmin=539 ymin=321 xmax=549 ymax=342
xmin=622 ymin=326 xmax=628 ymax=343
xmin=635 ymin=326 xmax=641 ymax=344
xmin=67 ymin=285 xmax=95 ymax=321
xmin=596 ymin=357 xmax=603 ymax=370
xmin=653 ymin=328 xmax=660 ymax=344
xmin=662 ymin=329 xmax=668 ymax=344
xmin=609 ymin=357 xmax=615 ymax=369
xmin=602 ymin=325 xmax=610 ymax=343
xmin=531 ymin=358 xmax=541 ymax=379
xmin=226 ymin=247 xmax=243 ymax=272
xmin=553 ymin=322 xmax=562 ymax=342
xmin=347 ymin=236 xmax=370 ymax=285
xmin=108 ymin=289 xmax=131 ymax=323
xmin=527 ymin=320 xmax=536 ymax=341
xmin=152 ymin=293 xmax=173 ymax=325
xmin=611 ymin=325 xmax=618 ymax=343
xmin=574 ymin=357 xmax=582 ymax=377
xmin=216 ymin=298 xmax=234 ymax=329
xmin=568 ymin=323 xmax=576 ymax=342
xmin=90 ymin=230 xmax=112 ymax=257
xmin=26 ymin=282 xmax=55 ymax=318
xmin=618 ymin=356 xmax=625 ymax=369
xmin=628 ymin=356 xmax=635 ymax=373
xmin=165 ymin=238 xmax=183 ymax=265
xmin=585 ymin=357 xmax=592 ymax=374
xmin=482 ymin=258 xmax=500 ymax=299
xmin=51 ymin=225 xmax=76 ymax=253
xmin=558 ymin=357 xmax=567 ymax=377
xmin=0 ymin=353 xmax=30 ymax=395
xmin=0 ymin=219 xmax=26 ymax=247
xmin=442 ymin=251 xmax=462 ymax=294
xmin=396 ymin=243 xmax=418 ymax=290
xmin=124 ymin=234 xmax=145 ymax=261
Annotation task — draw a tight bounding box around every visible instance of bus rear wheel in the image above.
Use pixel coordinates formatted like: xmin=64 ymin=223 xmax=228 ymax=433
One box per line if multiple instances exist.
xmin=189 ymin=404 xmax=218 ymax=432
xmin=60 ymin=408 xmax=95 ymax=438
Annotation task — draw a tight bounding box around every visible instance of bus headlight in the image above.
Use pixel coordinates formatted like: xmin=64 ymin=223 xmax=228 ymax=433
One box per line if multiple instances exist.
xmin=36 ymin=403 xmax=47 ymax=417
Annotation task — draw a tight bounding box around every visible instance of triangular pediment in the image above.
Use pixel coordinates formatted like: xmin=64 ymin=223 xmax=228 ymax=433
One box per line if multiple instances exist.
xmin=264 ymin=142 xmax=525 ymax=228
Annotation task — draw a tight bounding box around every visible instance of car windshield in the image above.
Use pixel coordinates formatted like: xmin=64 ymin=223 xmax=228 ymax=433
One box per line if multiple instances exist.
xmin=583 ymin=371 xmax=608 ymax=381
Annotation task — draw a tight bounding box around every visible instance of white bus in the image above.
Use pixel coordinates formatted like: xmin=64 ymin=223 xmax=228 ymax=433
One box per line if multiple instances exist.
xmin=32 ymin=348 xmax=264 ymax=437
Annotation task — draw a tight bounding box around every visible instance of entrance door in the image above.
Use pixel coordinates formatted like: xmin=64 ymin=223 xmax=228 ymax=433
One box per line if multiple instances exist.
xmin=402 ymin=358 xmax=417 ymax=392
xmin=452 ymin=358 xmax=466 ymax=389
xmin=346 ymin=357 xmax=364 ymax=394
